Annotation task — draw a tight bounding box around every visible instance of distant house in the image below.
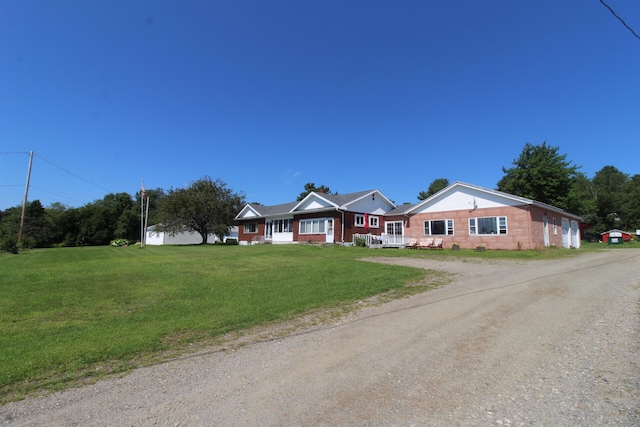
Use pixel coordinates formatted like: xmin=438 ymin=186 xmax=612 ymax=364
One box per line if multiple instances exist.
xmin=235 ymin=182 xmax=582 ymax=250
xmin=600 ymin=229 xmax=632 ymax=243
xmin=146 ymin=225 xmax=238 ymax=245
xmin=235 ymin=190 xmax=395 ymax=245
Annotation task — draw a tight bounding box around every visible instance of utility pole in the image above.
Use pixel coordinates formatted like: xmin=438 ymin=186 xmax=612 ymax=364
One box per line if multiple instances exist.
xmin=17 ymin=150 xmax=34 ymax=244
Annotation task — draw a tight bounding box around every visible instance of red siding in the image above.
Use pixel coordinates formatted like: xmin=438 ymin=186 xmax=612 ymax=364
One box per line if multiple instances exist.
xmin=293 ymin=211 xmax=342 ymax=243
xmin=342 ymin=211 xmax=383 ymax=243
xmin=237 ymin=219 xmax=265 ymax=243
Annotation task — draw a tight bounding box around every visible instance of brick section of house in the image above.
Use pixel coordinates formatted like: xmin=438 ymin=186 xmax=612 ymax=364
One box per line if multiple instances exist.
xmin=401 ymin=204 xmax=578 ymax=250
xmin=293 ymin=211 xmax=342 ymax=243
xmin=342 ymin=211 xmax=383 ymax=243
xmin=238 ymin=219 xmax=265 ymax=243
xmin=402 ymin=205 xmax=535 ymax=250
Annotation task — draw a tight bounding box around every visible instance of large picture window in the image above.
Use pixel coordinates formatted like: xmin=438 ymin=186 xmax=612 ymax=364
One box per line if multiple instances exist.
xmin=424 ymin=219 xmax=454 ymax=236
xmin=300 ymin=219 xmax=326 ymax=234
xmin=469 ymin=216 xmax=507 ymax=235
xmin=244 ymin=223 xmax=258 ymax=234
xmin=273 ymin=219 xmax=293 ymax=233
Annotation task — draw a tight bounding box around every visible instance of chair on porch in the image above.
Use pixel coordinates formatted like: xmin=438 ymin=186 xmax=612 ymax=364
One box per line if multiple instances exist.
xmin=430 ymin=238 xmax=444 ymax=250
xmin=408 ymin=238 xmax=418 ymax=249
xmin=417 ymin=238 xmax=434 ymax=249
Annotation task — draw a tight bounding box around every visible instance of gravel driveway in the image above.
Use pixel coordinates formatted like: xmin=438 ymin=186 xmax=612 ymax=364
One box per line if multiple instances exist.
xmin=2 ymin=250 xmax=639 ymax=426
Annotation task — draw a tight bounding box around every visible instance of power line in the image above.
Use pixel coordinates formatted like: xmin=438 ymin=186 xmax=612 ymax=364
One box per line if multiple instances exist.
xmin=29 ymin=186 xmax=87 ymax=204
xmin=599 ymin=0 xmax=640 ymax=41
xmin=34 ymin=153 xmax=115 ymax=194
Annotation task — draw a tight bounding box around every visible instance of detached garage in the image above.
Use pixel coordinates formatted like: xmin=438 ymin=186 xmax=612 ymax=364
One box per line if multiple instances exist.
xmin=600 ymin=229 xmax=632 ymax=244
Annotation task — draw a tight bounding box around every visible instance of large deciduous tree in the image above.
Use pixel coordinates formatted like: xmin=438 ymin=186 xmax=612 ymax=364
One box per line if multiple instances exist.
xmin=418 ymin=178 xmax=450 ymax=201
xmin=591 ymin=166 xmax=631 ymax=231
xmin=157 ymin=177 xmax=245 ymax=244
xmin=497 ymin=142 xmax=579 ymax=211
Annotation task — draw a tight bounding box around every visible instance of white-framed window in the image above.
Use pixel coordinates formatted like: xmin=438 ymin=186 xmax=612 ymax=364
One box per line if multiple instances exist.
xmin=300 ymin=219 xmax=326 ymax=234
xmin=385 ymin=221 xmax=403 ymax=236
xmin=369 ymin=215 xmax=379 ymax=228
xmin=469 ymin=216 xmax=507 ymax=235
xmin=273 ymin=218 xmax=293 ymax=233
xmin=355 ymin=214 xmax=365 ymax=227
xmin=424 ymin=219 xmax=454 ymax=236
xmin=244 ymin=223 xmax=258 ymax=234
xmin=553 ymin=218 xmax=557 ymax=235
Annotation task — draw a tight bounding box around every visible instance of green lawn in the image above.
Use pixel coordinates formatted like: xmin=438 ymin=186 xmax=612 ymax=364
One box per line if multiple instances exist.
xmin=0 ymin=241 xmax=627 ymax=402
xmin=0 ymin=244 xmax=432 ymax=402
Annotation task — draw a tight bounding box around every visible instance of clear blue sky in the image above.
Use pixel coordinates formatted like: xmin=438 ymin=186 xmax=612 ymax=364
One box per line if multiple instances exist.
xmin=1 ymin=0 xmax=639 ymax=210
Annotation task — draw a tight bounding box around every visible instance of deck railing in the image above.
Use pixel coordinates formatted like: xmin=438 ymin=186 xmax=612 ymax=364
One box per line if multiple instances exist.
xmin=352 ymin=233 xmax=409 ymax=247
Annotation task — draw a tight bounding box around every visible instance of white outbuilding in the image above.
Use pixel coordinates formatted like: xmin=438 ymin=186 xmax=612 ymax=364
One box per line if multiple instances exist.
xmin=145 ymin=225 xmax=238 ymax=245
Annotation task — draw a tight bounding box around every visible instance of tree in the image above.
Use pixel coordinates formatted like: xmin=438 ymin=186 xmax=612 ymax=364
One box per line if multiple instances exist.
xmin=621 ymin=174 xmax=640 ymax=232
xmin=497 ymin=142 xmax=579 ymax=211
xmin=565 ymin=172 xmax=597 ymax=226
xmin=591 ymin=166 xmax=630 ymax=232
xmin=297 ymin=183 xmax=332 ymax=201
xmin=157 ymin=177 xmax=245 ymax=244
xmin=418 ymin=178 xmax=449 ymax=200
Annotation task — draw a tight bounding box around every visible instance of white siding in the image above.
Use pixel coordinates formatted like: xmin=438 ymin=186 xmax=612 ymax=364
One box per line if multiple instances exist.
xmin=413 ymin=188 xmax=522 ymax=214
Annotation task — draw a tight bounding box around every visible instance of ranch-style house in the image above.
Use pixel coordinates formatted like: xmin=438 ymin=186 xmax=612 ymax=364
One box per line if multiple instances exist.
xmin=235 ymin=182 xmax=582 ymax=250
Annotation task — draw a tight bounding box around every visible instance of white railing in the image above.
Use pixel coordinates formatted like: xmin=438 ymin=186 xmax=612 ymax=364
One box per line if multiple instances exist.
xmin=352 ymin=233 xmax=410 ymax=247
xmin=383 ymin=234 xmax=410 ymax=246
xmin=252 ymin=236 xmax=273 ymax=244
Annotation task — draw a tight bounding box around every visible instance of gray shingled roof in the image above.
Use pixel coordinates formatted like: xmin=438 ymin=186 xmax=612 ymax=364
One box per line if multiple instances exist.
xmin=317 ymin=190 xmax=376 ymax=207
xmin=385 ymin=203 xmax=418 ymax=216
xmin=247 ymin=201 xmax=298 ymax=217
xmin=243 ymin=189 xmax=381 ymax=218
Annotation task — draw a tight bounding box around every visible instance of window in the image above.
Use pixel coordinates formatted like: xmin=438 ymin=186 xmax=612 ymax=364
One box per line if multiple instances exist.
xmin=300 ymin=219 xmax=326 ymax=234
xmin=469 ymin=216 xmax=507 ymax=235
xmin=244 ymin=223 xmax=258 ymax=234
xmin=553 ymin=218 xmax=557 ymax=235
xmin=369 ymin=216 xmax=379 ymax=228
xmin=386 ymin=221 xmax=403 ymax=236
xmin=273 ymin=219 xmax=293 ymax=233
xmin=355 ymin=214 xmax=365 ymax=227
xmin=424 ymin=219 xmax=454 ymax=236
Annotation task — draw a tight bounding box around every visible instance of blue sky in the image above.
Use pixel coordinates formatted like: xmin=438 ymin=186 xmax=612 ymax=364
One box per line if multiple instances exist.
xmin=1 ymin=0 xmax=639 ymax=210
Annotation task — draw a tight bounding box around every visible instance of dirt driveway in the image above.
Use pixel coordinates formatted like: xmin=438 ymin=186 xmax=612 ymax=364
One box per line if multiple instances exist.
xmin=2 ymin=250 xmax=639 ymax=426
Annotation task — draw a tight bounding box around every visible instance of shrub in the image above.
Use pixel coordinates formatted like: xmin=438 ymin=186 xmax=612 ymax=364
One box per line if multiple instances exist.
xmin=110 ymin=238 xmax=130 ymax=247
xmin=1 ymin=235 xmax=19 ymax=254
xmin=355 ymin=237 xmax=367 ymax=247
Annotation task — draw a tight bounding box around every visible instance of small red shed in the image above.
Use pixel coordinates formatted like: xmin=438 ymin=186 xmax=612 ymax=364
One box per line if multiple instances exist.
xmin=600 ymin=229 xmax=632 ymax=243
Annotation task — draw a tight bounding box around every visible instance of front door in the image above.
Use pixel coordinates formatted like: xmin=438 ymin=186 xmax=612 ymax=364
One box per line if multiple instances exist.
xmin=570 ymin=220 xmax=580 ymax=249
xmin=265 ymin=221 xmax=272 ymax=240
xmin=326 ymin=219 xmax=334 ymax=243
xmin=543 ymin=216 xmax=549 ymax=247
xmin=561 ymin=218 xmax=570 ymax=248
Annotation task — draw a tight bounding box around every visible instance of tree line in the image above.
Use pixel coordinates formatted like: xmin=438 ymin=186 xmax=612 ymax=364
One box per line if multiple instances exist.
xmin=1 ymin=143 xmax=638 ymax=252
xmin=0 ymin=177 xmax=244 ymax=252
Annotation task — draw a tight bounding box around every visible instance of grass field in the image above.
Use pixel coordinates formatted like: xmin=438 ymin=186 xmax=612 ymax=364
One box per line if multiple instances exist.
xmin=0 ymin=241 xmax=628 ymax=403
xmin=0 ymin=244 xmax=435 ymax=402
